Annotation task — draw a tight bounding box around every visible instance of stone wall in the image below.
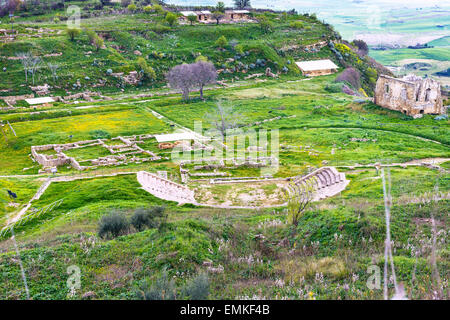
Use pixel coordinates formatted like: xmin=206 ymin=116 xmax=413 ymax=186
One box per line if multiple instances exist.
xmin=374 ymin=74 xmax=445 ymax=117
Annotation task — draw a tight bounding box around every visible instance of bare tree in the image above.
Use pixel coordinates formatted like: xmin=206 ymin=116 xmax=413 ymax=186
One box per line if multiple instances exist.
xmin=16 ymin=52 xmax=32 ymax=83
xmin=191 ymin=61 xmax=217 ymax=100
xmin=166 ymin=63 xmax=196 ymax=100
xmin=205 ymin=102 xmax=241 ymax=142
xmin=47 ymin=62 xmax=59 ymax=83
xmin=29 ymin=56 xmax=41 ymax=85
xmin=166 ymin=61 xmax=217 ymax=100
xmin=285 ymin=178 xmax=315 ymax=227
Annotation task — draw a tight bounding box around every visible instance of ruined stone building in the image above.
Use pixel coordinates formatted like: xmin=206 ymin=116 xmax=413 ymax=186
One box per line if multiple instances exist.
xmin=374 ymin=74 xmax=445 ymax=117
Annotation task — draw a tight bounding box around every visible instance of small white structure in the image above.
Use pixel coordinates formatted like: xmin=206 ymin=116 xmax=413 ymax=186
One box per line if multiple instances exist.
xmin=154 ymin=132 xmax=204 ymax=143
xmin=295 ymin=59 xmax=339 ymax=76
xmin=180 ymin=11 xmax=197 ymax=17
xmin=25 ymin=97 xmax=55 ymax=105
xmin=226 ymin=10 xmax=250 ymax=20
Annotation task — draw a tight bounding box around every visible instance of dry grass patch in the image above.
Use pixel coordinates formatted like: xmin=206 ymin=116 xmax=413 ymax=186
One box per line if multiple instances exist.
xmin=276 ymin=256 xmax=348 ymax=284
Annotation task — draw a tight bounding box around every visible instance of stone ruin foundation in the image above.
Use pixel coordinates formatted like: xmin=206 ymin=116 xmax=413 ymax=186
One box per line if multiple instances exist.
xmin=31 ymin=134 xmax=164 ymax=173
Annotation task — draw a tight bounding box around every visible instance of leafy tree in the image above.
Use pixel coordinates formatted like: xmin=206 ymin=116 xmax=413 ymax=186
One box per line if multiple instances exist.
xmin=289 ymin=21 xmax=304 ymax=29
xmin=211 ymin=11 xmax=224 ymax=25
xmin=187 ymin=14 xmax=197 ymax=25
xmin=353 ymin=39 xmax=369 ymax=56
xmin=195 ymin=55 xmax=209 ymax=62
xmin=127 ymin=3 xmax=137 ymax=13
xmin=234 ymin=0 xmax=251 ymax=9
xmin=216 ymin=1 xmax=225 ymax=13
xmin=165 ymin=12 xmax=178 ymax=26
xmin=85 ymin=29 xmax=103 ymax=51
xmin=98 ymin=211 xmax=130 ymax=239
xmin=93 ymin=35 xmax=104 ymax=51
xmin=215 ymin=35 xmax=228 ymax=48
xmin=66 ymin=28 xmax=81 ymax=41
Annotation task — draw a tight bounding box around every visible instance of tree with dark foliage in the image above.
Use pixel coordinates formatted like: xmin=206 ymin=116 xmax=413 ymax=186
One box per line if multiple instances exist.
xmin=353 ymin=39 xmax=369 ymax=56
xmin=336 ymin=67 xmax=361 ymax=89
xmin=234 ymin=0 xmax=251 ymax=9
xmin=0 ymin=0 xmax=21 ymax=17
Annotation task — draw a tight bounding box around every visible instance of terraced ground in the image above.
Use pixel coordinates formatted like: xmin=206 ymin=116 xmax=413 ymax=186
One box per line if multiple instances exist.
xmin=0 ymin=5 xmax=448 ymax=300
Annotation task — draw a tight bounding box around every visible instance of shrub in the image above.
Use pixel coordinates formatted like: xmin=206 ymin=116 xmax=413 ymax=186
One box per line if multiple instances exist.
xmin=182 ymin=273 xmax=210 ymax=300
xmin=136 ymin=269 xmax=177 ymax=300
xmin=89 ymin=129 xmax=111 ymax=139
xmin=165 ymin=12 xmax=178 ymax=27
xmin=66 ymin=28 xmax=81 ymax=41
xmin=98 ymin=211 xmax=129 ymax=239
xmin=127 ymin=3 xmax=137 ymax=13
xmin=153 ymin=4 xmax=164 ymax=14
xmin=86 ymin=30 xmax=103 ymax=51
xmin=136 ymin=57 xmax=156 ymax=81
xmin=195 ymin=55 xmax=209 ymax=62
xmin=234 ymin=44 xmax=244 ymax=55
xmin=289 ymin=21 xmax=304 ymax=29
xmin=143 ymin=5 xmax=152 ymax=13
xmin=258 ymin=16 xmax=274 ymax=33
xmin=215 ymin=35 xmax=228 ymax=48
xmin=277 ymin=257 xmax=348 ymax=284
xmin=325 ymin=83 xmax=343 ymax=93
xmin=131 ymin=206 xmax=166 ymax=231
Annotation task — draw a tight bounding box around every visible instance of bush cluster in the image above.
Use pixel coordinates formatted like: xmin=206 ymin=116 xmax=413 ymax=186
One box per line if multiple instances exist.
xmin=136 ymin=270 xmax=210 ymax=300
xmin=98 ymin=206 xmax=167 ymax=239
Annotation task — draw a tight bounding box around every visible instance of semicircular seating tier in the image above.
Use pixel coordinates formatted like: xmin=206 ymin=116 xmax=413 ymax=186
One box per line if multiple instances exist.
xmin=290 ymin=167 xmax=349 ymax=201
xmin=137 ymin=171 xmax=196 ymax=205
